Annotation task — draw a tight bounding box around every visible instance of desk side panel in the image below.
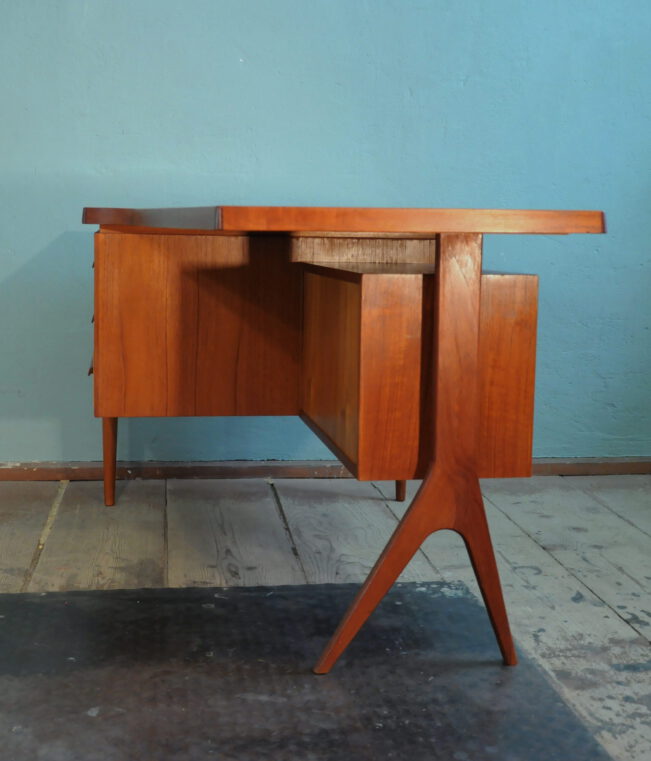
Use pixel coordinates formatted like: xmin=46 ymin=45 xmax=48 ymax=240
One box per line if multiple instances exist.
xmin=301 ymin=271 xmax=361 ymax=469
xmin=301 ymin=269 xmax=427 ymax=481
xmin=300 ymin=268 xmax=538 ymax=481
xmin=478 ymin=274 xmax=539 ymax=478
xmin=357 ymin=274 xmax=425 ymax=480
xmin=94 ymin=232 xmax=301 ymax=417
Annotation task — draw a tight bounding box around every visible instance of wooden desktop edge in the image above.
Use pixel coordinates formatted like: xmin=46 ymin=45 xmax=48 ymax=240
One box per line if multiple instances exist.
xmin=83 ymin=206 xmax=606 ymax=235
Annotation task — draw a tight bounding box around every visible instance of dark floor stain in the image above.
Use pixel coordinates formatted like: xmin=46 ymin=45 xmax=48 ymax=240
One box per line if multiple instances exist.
xmin=112 ymin=558 xmax=164 ymax=588
xmin=532 ymin=628 xmax=547 ymax=646
xmin=513 ymin=565 xmax=543 ymax=576
xmin=622 ymin=612 xmax=650 ymax=628
xmin=611 ymin=660 xmax=651 ymax=673
xmin=623 ymin=694 xmax=651 ymax=710
xmin=0 ymin=582 xmax=613 ymax=761
xmin=553 ymin=668 xmax=601 ymax=692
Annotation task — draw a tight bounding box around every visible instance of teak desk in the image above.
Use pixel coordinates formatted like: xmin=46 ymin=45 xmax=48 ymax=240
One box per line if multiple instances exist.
xmin=83 ymin=205 xmax=605 ymax=672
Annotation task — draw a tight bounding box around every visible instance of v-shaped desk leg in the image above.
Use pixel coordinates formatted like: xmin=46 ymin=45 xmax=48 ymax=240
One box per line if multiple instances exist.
xmin=314 ymin=233 xmax=517 ymax=673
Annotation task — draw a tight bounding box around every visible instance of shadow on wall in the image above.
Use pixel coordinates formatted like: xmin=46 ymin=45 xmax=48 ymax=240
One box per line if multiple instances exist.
xmin=0 ymin=231 xmax=330 ymax=463
xmin=0 ymin=231 xmax=96 ymax=461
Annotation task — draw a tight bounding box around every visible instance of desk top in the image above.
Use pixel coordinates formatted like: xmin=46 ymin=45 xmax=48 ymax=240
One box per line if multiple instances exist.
xmin=82 ymin=206 xmax=605 ymax=235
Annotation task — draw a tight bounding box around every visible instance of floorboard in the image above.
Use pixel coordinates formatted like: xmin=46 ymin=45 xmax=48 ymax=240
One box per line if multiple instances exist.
xmin=484 ymin=476 xmax=651 ymax=636
xmin=274 ymin=478 xmax=440 ymax=583
xmin=374 ymin=477 xmax=651 ymax=761
xmin=569 ymin=475 xmax=651 ymax=536
xmin=0 ymin=482 xmax=61 ymax=593
xmin=0 ymin=475 xmax=649 ymax=761
xmin=166 ymin=479 xmax=305 ymax=587
xmin=28 ymin=481 xmax=166 ymax=592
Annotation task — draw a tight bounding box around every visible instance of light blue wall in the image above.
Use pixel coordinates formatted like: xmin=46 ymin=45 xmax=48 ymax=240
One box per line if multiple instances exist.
xmin=0 ymin=0 xmax=649 ymax=462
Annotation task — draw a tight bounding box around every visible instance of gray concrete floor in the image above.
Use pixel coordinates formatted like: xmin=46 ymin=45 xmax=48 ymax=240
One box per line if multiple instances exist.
xmin=1 ymin=474 xmax=649 ymax=760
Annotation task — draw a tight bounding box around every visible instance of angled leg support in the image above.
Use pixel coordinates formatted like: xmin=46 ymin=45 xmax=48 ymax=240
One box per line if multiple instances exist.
xmin=314 ymin=233 xmax=516 ymax=673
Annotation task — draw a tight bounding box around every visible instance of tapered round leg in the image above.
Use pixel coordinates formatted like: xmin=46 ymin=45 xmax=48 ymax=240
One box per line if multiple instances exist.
xmin=102 ymin=417 xmax=117 ymax=506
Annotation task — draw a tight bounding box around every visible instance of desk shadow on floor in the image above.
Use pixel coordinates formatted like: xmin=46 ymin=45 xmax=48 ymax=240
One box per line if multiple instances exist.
xmin=0 ymin=581 xmax=612 ymax=761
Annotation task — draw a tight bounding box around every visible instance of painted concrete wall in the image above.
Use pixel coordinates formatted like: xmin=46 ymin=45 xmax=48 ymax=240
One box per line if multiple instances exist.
xmin=0 ymin=1 xmax=649 ymax=462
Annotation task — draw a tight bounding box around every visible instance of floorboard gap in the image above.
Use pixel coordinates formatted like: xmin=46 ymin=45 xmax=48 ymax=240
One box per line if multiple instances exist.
xmin=269 ymin=480 xmax=309 ymax=584
xmin=484 ymin=494 xmax=651 ymax=643
xmin=20 ymin=480 xmax=69 ymax=593
xmin=163 ymin=479 xmax=169 ymax=588
xmin=578 ymin=485 xmax=651 ymax=540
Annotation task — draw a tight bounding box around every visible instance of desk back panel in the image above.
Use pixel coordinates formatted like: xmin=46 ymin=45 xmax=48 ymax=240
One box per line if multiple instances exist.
xmin=94 ymin=232 xmax=302 ymax=417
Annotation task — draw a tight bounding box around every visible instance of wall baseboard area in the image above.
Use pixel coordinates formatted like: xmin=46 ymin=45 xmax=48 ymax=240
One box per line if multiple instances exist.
xmin=1 ymin=457 xmax=650 ymax=481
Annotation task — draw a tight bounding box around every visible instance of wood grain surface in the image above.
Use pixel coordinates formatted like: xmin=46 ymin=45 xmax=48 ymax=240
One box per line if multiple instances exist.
xmin=314 ymin=233 xmax=517 ymax=673
xmin=485 ymin=476 xmax=651 ymax=634
xmin=301 ymin=264 xmax=538 ymax=481
xmin=1 ymin=458 xmax=649 ymax=481
xmin=273 ymin=479 xmax=440 ymax=583
xmin=302 ymin=271 xmax=361 ymax=468
xmin=83 ymin=206 xmax=221 ymax=229
xmin=357 ymin=273 xmax=424 ymax=479
xmin=28 ymin=481 xmax=166 ymax=592
xmin=478 ymin=273 xmax=539 ymax=477
xmin=102 ymin=417 xmax=117 ymax=506
xmin=166 ymin=479 xmax=305 ymax=587
xmin=84 ymin=206 xmax=606 ymax=234
xmin=0 ymin=482 xmax=60 ymax=593
xmin=94 ymin=232 xmax=301 ymax=417
xmin=291 ymin=235 xmax=436 ymax=263
xmin=574 ymin=474 xmax=651 ymax=533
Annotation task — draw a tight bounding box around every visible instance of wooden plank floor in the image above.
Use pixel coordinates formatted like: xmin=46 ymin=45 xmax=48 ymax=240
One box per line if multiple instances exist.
xmin=0 ymin=475 xmax=649 ymax=760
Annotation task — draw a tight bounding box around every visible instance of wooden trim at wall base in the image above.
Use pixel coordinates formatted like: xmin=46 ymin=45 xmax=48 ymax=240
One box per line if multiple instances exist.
xmin=0 ymin=457 xmax=649 ymax=482
xmin=0 ymin=460 xmax=353 ymax=482
xmin=531 ymin=457 xmax=651 ymax=476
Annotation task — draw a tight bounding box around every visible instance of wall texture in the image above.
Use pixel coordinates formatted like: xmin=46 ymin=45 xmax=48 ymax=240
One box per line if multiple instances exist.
xmin=0 ymin=0 xmax=649 ymax=462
